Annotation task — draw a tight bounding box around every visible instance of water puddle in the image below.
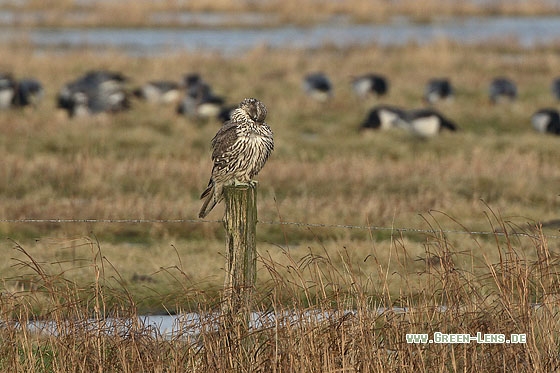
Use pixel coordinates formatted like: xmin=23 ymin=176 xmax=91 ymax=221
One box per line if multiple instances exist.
xmin=9 ymin=303 xmax=543 ymax=339
xmin=13 ymin=308 xmax=400 ymax=339
xmin=0 ymin=15 xmax=559 ymax=56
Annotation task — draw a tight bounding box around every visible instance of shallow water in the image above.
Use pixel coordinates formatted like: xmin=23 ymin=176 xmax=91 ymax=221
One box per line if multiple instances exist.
xmin=1 ymin=15 xmax=560 ymax=56
xmin=17 ymin=308 xmax=401 ymax=339
xmin=13 ymin=304 xmax=544 ymax=339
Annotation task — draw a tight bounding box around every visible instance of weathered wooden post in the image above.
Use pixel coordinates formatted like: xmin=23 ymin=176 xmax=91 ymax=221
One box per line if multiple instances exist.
xmin=221 ymin=183 xmax=257 ymax=364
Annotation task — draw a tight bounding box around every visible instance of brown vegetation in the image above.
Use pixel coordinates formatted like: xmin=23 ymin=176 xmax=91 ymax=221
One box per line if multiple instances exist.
xmin=0 ymin=34 xmax=559 ymax=370
xmin=1 ymin=222 xmax=559 ymax=371
xmin=0 ymin=0 xmax=559 ymax=27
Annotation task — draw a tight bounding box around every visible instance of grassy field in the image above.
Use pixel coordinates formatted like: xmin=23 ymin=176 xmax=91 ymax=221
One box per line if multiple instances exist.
xmin=0 ymin=37 xmax=560 ymax=370
xmin=1 ymin=0 xmax=560 ymax=27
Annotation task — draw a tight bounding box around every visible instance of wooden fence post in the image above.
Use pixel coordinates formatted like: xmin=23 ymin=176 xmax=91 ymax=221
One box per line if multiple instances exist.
xmin=221 ymin=183 xmax=257 ymax=365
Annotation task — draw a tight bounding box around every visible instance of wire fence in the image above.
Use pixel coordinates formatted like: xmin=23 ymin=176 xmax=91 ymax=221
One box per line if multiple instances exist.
xmin=1 ymin=217 xmax=559 ymax=240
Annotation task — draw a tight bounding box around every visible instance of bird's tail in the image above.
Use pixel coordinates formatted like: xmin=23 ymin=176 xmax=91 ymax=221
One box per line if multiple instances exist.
xmin=198 ymin=182 xmax=217 ymax=218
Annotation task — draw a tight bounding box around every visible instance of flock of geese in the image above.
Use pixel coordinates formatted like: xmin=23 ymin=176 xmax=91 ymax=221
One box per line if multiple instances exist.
xmin=0 ymin=69 xmax=559 ymax=138
xmin=0 ymin=70 xmax=234 ymax=121
xmin=303 ymin=72 xmax=560 ymax=137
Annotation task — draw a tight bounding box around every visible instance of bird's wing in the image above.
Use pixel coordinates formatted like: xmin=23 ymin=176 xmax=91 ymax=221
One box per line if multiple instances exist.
xmin=211 ymin=122 xmax=239 ymax=165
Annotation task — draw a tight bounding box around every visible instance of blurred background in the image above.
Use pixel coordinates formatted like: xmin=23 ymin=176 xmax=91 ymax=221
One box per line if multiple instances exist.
xmin=2 ymin=0 xmax=560 ymax=54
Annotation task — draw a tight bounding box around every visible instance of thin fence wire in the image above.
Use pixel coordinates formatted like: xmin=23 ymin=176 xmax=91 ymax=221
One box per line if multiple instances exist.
xmin=0 ymin=218 xmax=559 ymax=239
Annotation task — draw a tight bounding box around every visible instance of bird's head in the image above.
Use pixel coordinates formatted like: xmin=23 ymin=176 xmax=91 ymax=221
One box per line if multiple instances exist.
xmin=238 ymin=98 xmax=267 ymax=123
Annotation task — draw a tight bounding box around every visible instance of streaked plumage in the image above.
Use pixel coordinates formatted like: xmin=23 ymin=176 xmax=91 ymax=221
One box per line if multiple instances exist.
xmin=352 ymin=74 xmax=388 ymax=99
xmin=424 ymin=78 xmax=453 ymax=104
xmin=489 ymin=77 xmax=517 ymax=104
xmin=199 ymin=98 xmax=274 ymax=219
xmin=396 ymin=108 xmax=457 ymax=138
xmin=360 ymin=105 xmax=405 ymax=131
xmin=303 ymin=72 xmax=332 ymax=102
xmin=531 ymin=108 xmax=560 ymax=135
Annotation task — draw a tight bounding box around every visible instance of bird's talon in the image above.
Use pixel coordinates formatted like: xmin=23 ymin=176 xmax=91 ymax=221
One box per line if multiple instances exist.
xmin=233 ymin=180 xmax=250 ymax=187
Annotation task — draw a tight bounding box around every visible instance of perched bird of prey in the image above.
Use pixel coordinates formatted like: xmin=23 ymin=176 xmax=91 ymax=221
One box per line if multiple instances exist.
xmin=489 ymin=77 xmax=517 ymax=104
xmin=531 ymin=108 xmax=560 ymax=135
xmin=424 ymin=78 xmax=454 ymax=104
xmin=199 ymin=98 xmax=274 ymax=218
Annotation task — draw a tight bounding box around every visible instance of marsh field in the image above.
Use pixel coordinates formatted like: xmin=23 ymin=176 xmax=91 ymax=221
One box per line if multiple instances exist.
xmin=1 ymin=1 xmax=560 ymax=371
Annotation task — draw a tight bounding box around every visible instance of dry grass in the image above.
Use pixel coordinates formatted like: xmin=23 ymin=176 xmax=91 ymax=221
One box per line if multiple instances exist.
xmin=0 ymin=39 xmax=560 ymax=370
xmin=1 ymin=221 xmax=559 ymax=371
xmin=1 ymin=0 xmax=560 ymax=27
xmin=1 ymin=40 xmax=560 ymax=288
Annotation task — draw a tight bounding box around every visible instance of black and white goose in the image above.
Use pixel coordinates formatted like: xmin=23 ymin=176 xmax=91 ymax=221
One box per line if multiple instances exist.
xmin=133 ymin=80 xmax=181 ymax=104
xmin=396 ymin=108 xmax=458 ymax=138
xmin=531 ymin=109 xmax=560 ymax=135
xmin=424 ymin=78 xmax=454 ymax=104
xmin=551 ymin=78 xmax=560 ymax=101
xmin=303 ymin=72 xmax=333 ymax=102
xmin=217 ymin=104 xmax=237 ymax=123
xmin=57 ymin=70 xmax=129 ymax=117
xmin=13 ymin=78 xmax=44 ymax=108
xmin=183 ymin=73 xmax=204 ymax=92
xmin=351 ymin=74 xmax=388 ymax=99
xmin=0 ymin=73 xmax=16 ymax=109
xmin=177 ymin=82 xmax=225 ymax=119
xmin=360 ymin=105 xmax=405 ymax=131
xmin=489 ymin=77 xmax=517 ymax=104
